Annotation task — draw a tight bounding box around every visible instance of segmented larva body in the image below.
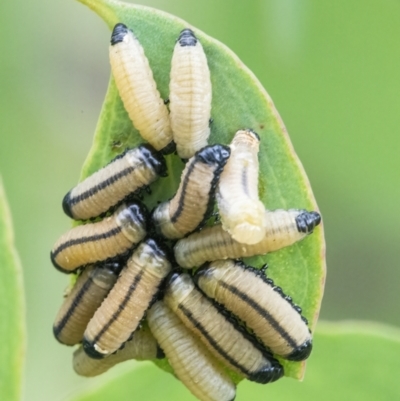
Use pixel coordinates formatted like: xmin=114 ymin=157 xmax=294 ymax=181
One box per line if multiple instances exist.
xmin=152 ymin=144 xmax=230 ymax=239
xmin=217 ymin=129 xmax=266 ymax=244
xmin=147 ymin=301 xmax=236 ymax=401
xmin=62 ymin=145 xmax=166 ymax=221
xmin=174 ymin=209 xmax=321 ymax=268
xmin=169 ymin=28 xmax=212 ymax=159
xmin=110 ymin=23 xmax=173 ymax=152
xmin=195 ymin=260 xmax=312 ymax=361
xmin=83 ymin=238 xmax=171 ymax=359
xmin=53 ymin=263 xmax=120 ymax=346
xmin=51 ymin=202 xmax=147 ymax=273
xmin=164 ymin=273 xmax=283 ymax=383
xmin=73 ymin=326 xmax=163 ymax=377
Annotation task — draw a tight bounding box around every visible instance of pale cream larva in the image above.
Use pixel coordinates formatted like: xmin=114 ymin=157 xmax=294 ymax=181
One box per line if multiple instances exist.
xmin=110 ymin=23 xmax=174 ymax=153
xmin=73 ymin=326 xmax=164 ymax=377
xmin=217 ymin=129 xmax=267 ymax=244
xmin=169 ymin=28 xmax=212 ymax=159
xmin=195 ymin=260 xmax=312 ymax=361
xmin=147 ymin=301 xmax=236 ymax=401
xmin=174 ymin=209 xmax=321 ymax=268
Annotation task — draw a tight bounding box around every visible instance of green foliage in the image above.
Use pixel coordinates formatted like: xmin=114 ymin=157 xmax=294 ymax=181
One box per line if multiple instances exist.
xmin=77 ymin=0 xmax=325 ymax=380
xmin=0 ymin=178 xmax=26 ymax=401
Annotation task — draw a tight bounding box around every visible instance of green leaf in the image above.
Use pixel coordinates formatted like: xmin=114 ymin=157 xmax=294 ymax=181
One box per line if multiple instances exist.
xmin=0 ymin=177 xmax=26 ymax=401
xmin=67 ymin=321 xmax=400 ymax=401
xmin=76 ymin=0 xmax=326 ymax=380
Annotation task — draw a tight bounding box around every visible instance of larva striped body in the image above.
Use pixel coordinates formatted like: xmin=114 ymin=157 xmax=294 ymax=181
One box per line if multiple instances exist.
xmin=110 ymin=23 xmax=173 ymax=152
xmin=152 ymin=144 xmax=230 ymax=239
xmin=174 ymin=209 xmax=321 ymax=268
xmin=73 ymin=326 xmax=163 ymax=377
xmin=195 ymin=260 xmax=312 ymax=361
xmin=62 ymin=145 xmax=166 ymax=220
xmin=51 ymin=202 xmax=147 ymax=273
xmin=147 ymin=301 xmax=236 ymax=401
xmin=170 ymin=28 xmax=212 ymax=159
xmin=217 ymin=129 xmax=266 ymax=244
xmin=53 ymin=263 xmax=120 ymax=346
xmin=164 ymin=273 xmax=283 ymax=383
xmin=83 ymin=238 xmax=171 ymax=359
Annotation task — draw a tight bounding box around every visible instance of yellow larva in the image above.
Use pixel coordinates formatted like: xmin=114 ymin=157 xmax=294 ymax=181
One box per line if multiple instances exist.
xmin=62 ymin=145 xmax=166 ymax=220
xmin=110 ymin=23 xmax=173 ymax=153
xmin=195 ymin=260 xmax=312 ymax=361
xmin=217 ymin=129 xmax=267 ymax=244
xmin=174 ymin=209 xmax=321 ymax=268
xmin=152 ymin=144 xmax=230 ymax=239
xmin=169 ymin=28 xmax=212 ymax=159
xmin=83 ymin=238 xmax=171 ymax=359
xmin=51 ymin=202 xmax=147 ymax=273
xmin=53 ymin=263 xmax=120 ymax=346
xmin=147 ymin=301 xmax=236 ymax=401
xmin=73 ymin=326 xmax=163 ymax=377
xmin=164 ymin=273 xmax=283 ymax=383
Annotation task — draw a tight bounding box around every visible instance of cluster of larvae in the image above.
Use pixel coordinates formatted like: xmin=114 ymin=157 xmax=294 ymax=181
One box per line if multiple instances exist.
xmin=51 ymin=23 xmax=321 ymax=401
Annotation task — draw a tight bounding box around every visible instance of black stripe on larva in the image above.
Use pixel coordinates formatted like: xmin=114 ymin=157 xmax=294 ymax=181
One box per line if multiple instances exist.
xmin=111 ymin=23 xmax=129 ymax=46
xmin=83 ymin=269 xmax=146 ymax=359
xmin=178 ymin=28 xmax=197 ymax=46
xmin=170 ymin=145 xmax=231 ymax=225
xmin=217 ymin=280 xmax=299 ymax=350
xmin=295 ymin=210 xmax=321 ymax=233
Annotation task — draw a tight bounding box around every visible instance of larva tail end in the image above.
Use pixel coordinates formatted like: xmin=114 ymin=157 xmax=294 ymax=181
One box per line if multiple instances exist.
xmin=178 ymin=28 xmax=197 ymax=46
xmin=286 ymin=338 xmax=313 ymax=361
xmin=62 ymin=191 xmax=74 ymax=219
xmin=82 ymin=337 xmax=107 ymax=360
xmin=50 ymin=251 xmax=73 ymax=274
xmin=111 ymin=23 xmax=129 ymax=45
xmin=295 ymin=211 xmax=322 ymax=233
xmin=248 ymin=361 xmax=284 ymax=384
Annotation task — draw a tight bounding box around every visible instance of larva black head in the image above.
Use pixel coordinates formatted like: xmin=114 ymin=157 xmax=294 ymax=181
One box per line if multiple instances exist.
xmin=111 ymin=23 xmax=129 ymax=45
xmin=125 ymin=201 xmax=149 ymax=229
xmin=82 ymin=337 xmax=106 ymax=359
xmin=100 ymin=261 xmax=123 ymax=275
xmin=295 ymin=210 xmax=321 ymax=233
xmin=62 ymin=191 xmax=73 ymax=219
xmin=286 ymin=338 xmax=313 ymax=361
xmin=248 ymin=359 xmax=284 ymax=384
xmin=138 ymin=144 xmax=168 ymax=177
xmin=143 ymin=237 xmax=173 ymax=262
xmin=178 ymin=28 xmax=197 ymax=46
xmin=196 ymin=144 xmax=231 ymax=166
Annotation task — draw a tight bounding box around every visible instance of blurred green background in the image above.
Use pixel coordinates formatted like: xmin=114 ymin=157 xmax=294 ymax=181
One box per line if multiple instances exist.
xmin=0 ymin=0 xmax=399 ymax=400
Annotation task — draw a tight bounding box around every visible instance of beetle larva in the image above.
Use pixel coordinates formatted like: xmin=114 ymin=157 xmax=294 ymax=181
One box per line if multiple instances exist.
xmin=152 ymin=144 xmax=230 ymax=239
xmin=217 ymin=129 xmax=267 ymax=245
xmin=174 ymin=209 xmax=321 ymax=268
xmin=164 ymin=272 xmax=283 ymax=383
xmin=51 ymin=202 xmax=147 ymax=273
xmin=83 ymin=238 xmax=171 ymax=359
xmin=110 ymin=23 xmax=173 ymax=153
xmin=73 ymin=325 xmax=163 ymax=377
xmin=62 ymin=145 xmax=166 ymax=220
xmin=53 ymin=263 xmax=121 ymax=346
xmin=147 ymin=301 xmax=236 ymax=401
xmin=169 ymin=28 xmax=212 ymax=159
xmin=195 ymin=260 xmax=312 ymax=361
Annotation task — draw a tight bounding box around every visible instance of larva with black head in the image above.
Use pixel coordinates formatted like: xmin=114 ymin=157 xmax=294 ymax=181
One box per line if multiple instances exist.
xmin=83 ymin=238 xmax=171 ymax=359
xmin=217 ymin=129 xmax=267 ymax=244
xmin=164 ymin=272 xmax=283 ymax=384
xmin=110 ymin=23 xmax=174 ymax=153
xmin=73 ymin=325 xmax=163 ymax=377
xmin=169 ymin=28 xmax=212 ymax=159
xmin=174 ymin=209 xmax=321 ymax=268
xmin=62 ymin=145 xmax=167 ymax=221
xmin=53 ymin=262 xmax=121 ymax=346
xmin=195 ymin=260 xmax=312 ymax=361
xmin=152 ymin=144 xmax=230 ymax=239
xmin=147 ymin=301 xmax=236 ymax=401
xmin=51 ymin=202 xmax=147 ymax=273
